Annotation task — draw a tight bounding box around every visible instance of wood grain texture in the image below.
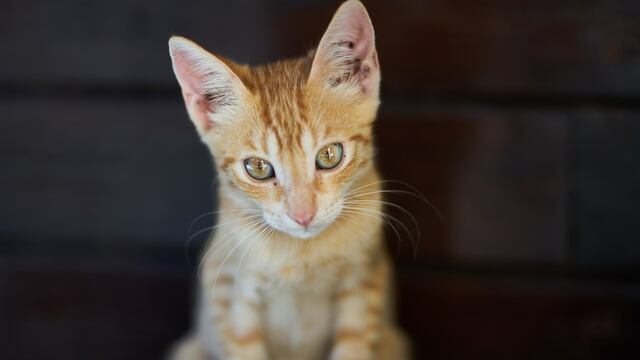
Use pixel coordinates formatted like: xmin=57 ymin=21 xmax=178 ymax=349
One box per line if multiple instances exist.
xmin=396 ymin=271 xmax=640 ymax=359
xmin=0 ymin=99 xmax=571 ymax=265
xmin=263 ymin=0 xmax=640 ymax=97
xmin=376 ymin=106 xmax=568 ymax=265
xmin=3 ymin=99 xmax=639 ymax=267
xmin=0 ymin=98 xmax=213 ymax=250
xmin=0 ymin=0 xmax=274 ymax=85
xmin=0 ymin=261 xmax=191 ymax=360
xmin=2 ymin=261 xmax=638 ymax=360
xmin=572 ymin=109 xmax=640 ymax=268
xmin=2 ymin=0 xmax=640 ymax=97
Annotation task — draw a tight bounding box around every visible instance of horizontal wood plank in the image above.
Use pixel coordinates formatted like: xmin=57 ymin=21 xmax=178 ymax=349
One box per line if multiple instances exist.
xmin=275 ymin=0 xmax=640 ymax=97
xmin=376 ymin=106 xmax=568 ymax=264
xmin=2 ymin=0 xmax=640 ymax=97
xmin=0 ymin=262 xmax=191 ymax=360
xmin=0 ymin=0 xmax=275 ymax=86
xmin=572 ymin=109 xmax=640 ymax=268
xmin=396 ymin=271 xmax=640 ymax=359
xmin=0 ymin=98 xmax=214 ymax=249
xmin=2 ymin=261 xmax=638 ymax=359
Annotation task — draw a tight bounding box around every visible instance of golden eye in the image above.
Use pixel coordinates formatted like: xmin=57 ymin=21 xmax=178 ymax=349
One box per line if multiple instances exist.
xmin=316 ymin=143 xmax=343 ymax=170
xmin=244 ymin=157 xmax=275 ymax=180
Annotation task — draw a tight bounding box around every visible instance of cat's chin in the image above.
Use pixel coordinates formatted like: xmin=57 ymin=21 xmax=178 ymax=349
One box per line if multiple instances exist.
xmin=280 ymin=224 xmax=329 ymax=240
xmin=286 ymin=226 xmax=326 ymax=240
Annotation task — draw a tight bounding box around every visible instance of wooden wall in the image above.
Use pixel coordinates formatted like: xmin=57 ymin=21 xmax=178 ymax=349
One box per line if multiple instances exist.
xmin=1 ymin=0 xmax=639 ymax=359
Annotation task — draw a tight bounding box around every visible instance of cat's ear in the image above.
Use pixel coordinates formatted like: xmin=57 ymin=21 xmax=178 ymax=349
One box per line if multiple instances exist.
xmin=168 ymin=36 xmax=249 ymax=135
xmin=308 ymin=0 xmax=380 ymax=97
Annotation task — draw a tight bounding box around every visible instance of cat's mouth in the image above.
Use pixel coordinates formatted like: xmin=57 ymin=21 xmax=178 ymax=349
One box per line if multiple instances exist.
xmin=262 ymin=214 xmax=331 ymax=240
xmin=283 ymin=223 xmax=329 ymax=239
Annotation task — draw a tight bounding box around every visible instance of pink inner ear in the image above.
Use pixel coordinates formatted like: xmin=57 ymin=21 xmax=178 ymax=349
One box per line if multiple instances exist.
xmin=172 ymin=51 xmax=214 ymax=132
xmin=312 ymin=1 xmax=379 ymax=94
xmin=338 ymin=6 xmax=375 ymax=61
xmin=173 ymin=50 xmax=207 ymax=97
xmin=181 ymin=89 xmax=213 ymax=132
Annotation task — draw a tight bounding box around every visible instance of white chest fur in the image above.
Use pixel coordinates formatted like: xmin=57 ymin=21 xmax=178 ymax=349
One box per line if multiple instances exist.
xmin=262 ymin=283 xmax=334 ymax=360
xmin=250 ymin=260 xmax=344 ymax=360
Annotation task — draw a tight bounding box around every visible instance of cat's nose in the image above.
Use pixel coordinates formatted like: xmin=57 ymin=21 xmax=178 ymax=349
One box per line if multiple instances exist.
xmin=286 ymin=186 xmax=316 ymax=228
xmin=288 ymin=209 xmax=315 ymax=227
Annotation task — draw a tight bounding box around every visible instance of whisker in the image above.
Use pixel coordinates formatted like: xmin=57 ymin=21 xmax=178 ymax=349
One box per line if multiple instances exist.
xmin=199 ymin=218 xmax=263 ymax=268
xmin=340 ymin=207 xmax=406 ymax=251
xmin=197 ymin=218 xmax=264 ymax=279
xmin=185 ymin=214 xmax=263 ymax=266
xmin=345 ymin=179 xmax=444 ymax=223
xmin=343 ymin=179 xmax=393 ymax=197
xmin=341 ymin=209 xmax=405 ymax=256
xmin=235 ymin=224 xmax=269 ymax=277
xmin=342 ymin=205 xmax=417 ymax=256
xmin=347 ymin=189 xmax=444 ymax=223
xmin=187 ymin=214 xmax=262 ymax=247
xmin=345 ymin=199 xmax=421 ymax=258
xmin=211 ymin=220 xmax=266 ymax=299
xmin=340 ymin=211 xmax=403 ymax=259
xmin=187 ymin=208 xmax=262 ymax=235
xmin=336 ymin=213 xmax=372 ymax=243
xmin=234 ymin=223 xmax=273 ymax=290
xmin=346 ymin=181 xmax=446 ymax=255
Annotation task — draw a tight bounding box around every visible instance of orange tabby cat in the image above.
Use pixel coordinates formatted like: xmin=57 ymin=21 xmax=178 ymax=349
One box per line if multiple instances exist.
xmin=167 ymin=1 xmax=409 ymax=359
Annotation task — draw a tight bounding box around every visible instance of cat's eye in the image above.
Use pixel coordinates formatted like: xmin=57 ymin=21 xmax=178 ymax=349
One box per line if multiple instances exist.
xmin=244 ymin=157 xmax=275 ymax=180
xmin=316 ymin=143 xmax=343 ymax=170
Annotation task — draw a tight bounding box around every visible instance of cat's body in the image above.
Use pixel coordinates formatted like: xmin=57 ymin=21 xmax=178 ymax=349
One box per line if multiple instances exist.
xmin=183 ymin=169 xmax=405 ymax=360
xmin=167 ymin=1 xmax=409 ymax=359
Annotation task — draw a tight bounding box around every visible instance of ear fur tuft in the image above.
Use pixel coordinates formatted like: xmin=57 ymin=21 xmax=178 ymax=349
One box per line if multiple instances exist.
xmin=168 ymin=36 xmax=248 ymax=135
xmin=309 ymin=0 xmax=380 ymax=96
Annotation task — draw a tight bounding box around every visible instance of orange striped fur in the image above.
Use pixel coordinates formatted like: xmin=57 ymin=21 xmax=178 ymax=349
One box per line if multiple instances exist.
xmin=167 ymin=1 xmax=409 ymax=359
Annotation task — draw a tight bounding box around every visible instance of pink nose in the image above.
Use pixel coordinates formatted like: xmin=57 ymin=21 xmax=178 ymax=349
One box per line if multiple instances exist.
xmin=288 ymin=210 xmax=315 ymax=227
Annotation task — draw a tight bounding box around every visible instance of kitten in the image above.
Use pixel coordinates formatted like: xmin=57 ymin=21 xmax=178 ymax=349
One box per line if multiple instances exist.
xmin=167 ymin=1 xmax=409 ymax=359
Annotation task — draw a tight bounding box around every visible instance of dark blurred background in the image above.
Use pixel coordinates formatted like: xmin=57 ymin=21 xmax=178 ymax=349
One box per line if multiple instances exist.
xmin=1 ymin=0 xmax=640 ymax=359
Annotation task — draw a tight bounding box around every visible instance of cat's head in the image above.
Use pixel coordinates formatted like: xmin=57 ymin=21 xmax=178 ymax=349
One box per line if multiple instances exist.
xmin=169 ymin=0 xmax=380 ymax=239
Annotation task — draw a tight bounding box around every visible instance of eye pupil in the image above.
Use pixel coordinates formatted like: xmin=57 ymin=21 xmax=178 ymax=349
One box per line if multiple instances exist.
xmin=316 ymin=143 xmax=343 ymax=170
xmin=244 ymin=157 xmax=274 ymax=180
